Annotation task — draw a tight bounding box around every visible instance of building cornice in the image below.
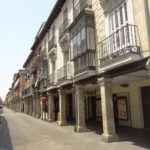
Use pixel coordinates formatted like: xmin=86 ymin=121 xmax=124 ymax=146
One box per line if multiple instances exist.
xmin=31 ymin=0 xmax=66 ymax=51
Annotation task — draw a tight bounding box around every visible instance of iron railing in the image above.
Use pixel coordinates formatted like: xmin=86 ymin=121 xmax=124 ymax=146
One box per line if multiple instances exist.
xmin=22 ymin=86 xmax=33 ymax=97
xmin=57 ymin=62 xmax=74 ymax=81
xmin=74 ymin=50 xmax=96 ymax=75
xmin=73 ymin=0 xmax=92 ymax=19
xmin=98 ymin=24 xmax=141 ymax=64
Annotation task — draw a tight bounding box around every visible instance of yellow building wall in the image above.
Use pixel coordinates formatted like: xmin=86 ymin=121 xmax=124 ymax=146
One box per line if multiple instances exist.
xmin=112 ymin=79 xmax=150 ymax=129
xmin=93 ymin=0 xmax=150 ymax=67
xmin=132 ymin=0 xmax=150 ymax=57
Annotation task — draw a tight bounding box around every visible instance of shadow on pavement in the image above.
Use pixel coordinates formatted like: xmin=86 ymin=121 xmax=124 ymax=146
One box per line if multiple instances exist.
xmin=117 ymin=127 xmax=150 ymax=149
xmin=0 ymin=116 xmax=13 ymax=150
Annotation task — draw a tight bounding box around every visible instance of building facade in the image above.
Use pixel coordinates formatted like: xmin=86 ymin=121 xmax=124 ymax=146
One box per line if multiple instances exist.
xmin=6 ymin=0 xmax=150 ymax=142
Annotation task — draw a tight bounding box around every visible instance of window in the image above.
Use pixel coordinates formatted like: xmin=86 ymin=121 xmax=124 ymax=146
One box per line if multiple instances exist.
xmin=108 ymin=1 xmax=129 ymax=52
xmin=72 ymin=26 xmax=95 ymax=59
xmin=87 ymin=27 xmax=96 ymax=50
xmin=63 ymin=8 xmax=68 ymax=26
xmin=109 ymin=1 xmax=128 ymax=34
xmin=72 ymin=27 xmax=86 ymax=58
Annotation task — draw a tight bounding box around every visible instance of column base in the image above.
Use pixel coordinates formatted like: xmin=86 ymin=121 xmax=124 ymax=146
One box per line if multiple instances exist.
xmin=48 ymin=118 xmax=55 ymax=122
xmin=32 ymin=113 xmax=36 ymax=117
xmin=101 ymin=133 xmax=119 ymax=143
xmin=57 ymin=121 xmax=67 ymax=126
xmin=35 ymin=114 xmax=41 ymax=119
xmin=74 ymin=126 xmax=89 ymax=132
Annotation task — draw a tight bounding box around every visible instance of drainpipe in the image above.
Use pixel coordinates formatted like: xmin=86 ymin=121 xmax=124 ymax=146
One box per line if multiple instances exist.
xmin=143 ymin=0 xmax=150 ymax=52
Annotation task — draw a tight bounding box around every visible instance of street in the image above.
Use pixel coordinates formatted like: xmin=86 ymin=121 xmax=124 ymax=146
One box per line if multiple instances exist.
xmin=0 ymin=108 xmax=150 ymax=150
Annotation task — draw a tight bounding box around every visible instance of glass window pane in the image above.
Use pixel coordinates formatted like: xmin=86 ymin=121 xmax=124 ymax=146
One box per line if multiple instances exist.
xmin=81 ymin=28 xmax=86 ymax=53
xmin=87 ymin=27 xmax=96 ymax=50
xmin=115 ymin=10 xmax=119 ymax=28
xmin=120 ymin=6 xmax=123 ymax=25
xmin=124 ymin=2 xmax=128 ymax=21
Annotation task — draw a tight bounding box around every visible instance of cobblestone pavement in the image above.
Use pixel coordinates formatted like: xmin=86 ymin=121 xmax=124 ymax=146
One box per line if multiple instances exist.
xmin=0 ymin=108 xmax=150 ymax=150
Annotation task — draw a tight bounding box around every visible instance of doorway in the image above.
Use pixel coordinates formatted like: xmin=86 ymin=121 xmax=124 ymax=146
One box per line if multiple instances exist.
xmin=54 ymin=96 xmax=59 ymax=121
xmin=85 ymin=96 xmax=101 ymax=133
xmin=66 ymin=94 xmax=75 ymax=123
xmin=141 ymin=86 xmax=150 ymax=129
xmin=112 ymin=93 xmax=131 ymax=130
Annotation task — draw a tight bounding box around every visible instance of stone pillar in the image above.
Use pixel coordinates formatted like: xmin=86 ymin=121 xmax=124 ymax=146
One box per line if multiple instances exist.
xmin=32 ymin=94 xmax=36 ymax=117
xmin=75 ymin=85 xmax=86 ymax=132
xmin=25 ymin=99 xmax=28 ymax=114
xmin=35 ymin=93 xmax=41 ymax=118
xmin=40 ymin=100 xmax=43 ymax=120
xmin=58 ymin=89 xmax=66 ymax=126
xmin=48 ymin=93 xmax=55 ymax=122
xmin=99 ymin=78 xmax=118 ymax=142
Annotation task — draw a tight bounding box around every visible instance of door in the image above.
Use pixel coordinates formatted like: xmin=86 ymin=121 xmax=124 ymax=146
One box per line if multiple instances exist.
xmin=141 ymin=86 xmax=150 ymax=128
xmin=54 ymin=96 xmax=59 ymax=121
xmin=66 ymin=94 xmax=74 ymax=122
xmin=85 ymin=96 xmax=97 ymax=123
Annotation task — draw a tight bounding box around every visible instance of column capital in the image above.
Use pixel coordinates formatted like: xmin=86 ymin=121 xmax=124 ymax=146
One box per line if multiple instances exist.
xmin=98 ymin=77 xmax=112 ymax=86
xmin=75 ymin=84 xmax=84 ymax=91
xmin=47 ymin=92 xmax=53 ymax=97
xmin=58 ymin=88 xmax=65 ymax=95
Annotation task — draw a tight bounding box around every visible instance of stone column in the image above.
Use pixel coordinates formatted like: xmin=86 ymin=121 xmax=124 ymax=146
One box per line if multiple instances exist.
xmin=58 ymin=89 xmax=67 ymax=126
xmin=48 ymin=93 xmax=55 ymax=122
xmin=35 ymin=93 xmax=41 ymax=118
xmin=40 ymin=100 xmax=43 ymax=120
xmin=32 ymin=94 xmax=36 ymax=117
xmin=26 ymin=100 xmax=28 ymax=114
xmin=75 ymin=85 xmax=86 ymax=132
xmin=99 ymin=78 xmax=118 ymax=142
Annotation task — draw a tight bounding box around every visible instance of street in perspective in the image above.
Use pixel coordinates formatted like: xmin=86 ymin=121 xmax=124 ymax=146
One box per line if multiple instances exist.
xmin=0 ymin=108 xmax=150 ymax=150
xmin=1 ymin=0 xmax=150 ymax=149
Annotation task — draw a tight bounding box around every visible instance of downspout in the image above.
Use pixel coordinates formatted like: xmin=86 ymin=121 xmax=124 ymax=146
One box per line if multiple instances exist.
xmin=143 ymin=0 xmax=150 ymax=53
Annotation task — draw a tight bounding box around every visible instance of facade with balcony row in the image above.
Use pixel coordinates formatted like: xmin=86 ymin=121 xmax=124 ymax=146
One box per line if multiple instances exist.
xmin=6 ymin=0 xmax=150 ymax=142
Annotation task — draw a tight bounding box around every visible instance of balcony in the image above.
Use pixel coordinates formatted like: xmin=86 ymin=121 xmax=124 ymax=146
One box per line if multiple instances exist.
xmin=48 ymin=37 xmax=57 ymax=52
xmin=22 ymin=86 xmax=33 ymax=98
xmin=57 ymin=62 xmax=74 ymax=82
xmin=98 ymin=24 xmax=141 ymax=68
xmin=48 ymin=73 xmax=57 ymax=87
xmin=73 ymin=0 xmax=92 ymax=20
xmin=74 ymin=51 xmax=96 ymax=75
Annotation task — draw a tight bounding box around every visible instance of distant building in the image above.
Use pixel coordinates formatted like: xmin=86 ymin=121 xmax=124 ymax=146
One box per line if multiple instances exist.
xmin=0 ymin=97 xmax=3 ymax=105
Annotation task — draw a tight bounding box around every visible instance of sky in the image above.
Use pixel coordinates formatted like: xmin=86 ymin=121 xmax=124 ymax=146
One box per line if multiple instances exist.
xmin=0 ymin=0 xmax=56 ymax=101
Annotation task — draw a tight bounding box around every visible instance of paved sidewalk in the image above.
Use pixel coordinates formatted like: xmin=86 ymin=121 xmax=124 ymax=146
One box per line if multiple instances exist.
xmin=0 ymin=108 xmax=150 ymax=150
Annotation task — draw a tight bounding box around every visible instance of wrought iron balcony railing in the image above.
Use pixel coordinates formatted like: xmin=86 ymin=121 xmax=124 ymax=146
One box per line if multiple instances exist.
xmin=74 ymin=50 xmax=96 ymax=75
xmin=98 ymin=24 xmax=141 ymax=66
xmin=22 ymin=86 xmax=33 ymax=98
xmin=57 ymin=62 xmax=74 ymax=81
xmin=73 ymin=0 xmax=92 ymax=20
